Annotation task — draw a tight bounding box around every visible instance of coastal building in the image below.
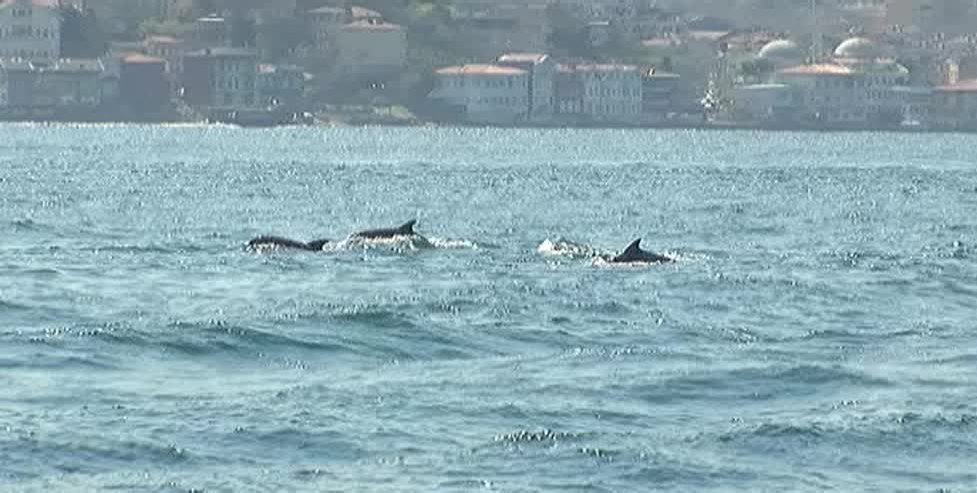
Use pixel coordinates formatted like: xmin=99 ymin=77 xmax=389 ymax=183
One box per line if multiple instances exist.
xmin=0 ymin=0 xmax=60 ymax=62
xmin=731 ymin=83 xmax=797 ymax=122
xmin=933 ymin=80 xmax=977 ymax=129
xmin=0 ymin=58 xmax=32 ymax=107
xmin=335 ymin=19 xmax=406 ymax=79
xmin=496 ymin=53 xmax=555 ymax=122
xmin=0 ymin=58 xmax=103 ymax=109
xmin=756 ymin=39 xmax=805 ymax=70
xmin=641 ymin=69 xmax=680 ymax=123
xmin=256 ymin=64 xmax=305 ymax=108
xmin=307 ymin=4 xmax=386 ymax=51
xmin=308 ymin=5 xmax=346 ymax=52
xmin=733 ymin=37 xmax=909 ymax=127
xmin=143 ymin=35 xmax=190 ymax=75
xmin=120 ymin=54 xmax=169 ymax=114
xmin=555 ymin=63 xmax=642 ymax=124
xmin=429 ymin=64 xmax=530 ymax=124
xmin=190 ymin=15 xmax=228 ymax=48
xmin=87 ymin=0 xmax=194 ymax=25
xmin=182 ymin=47 xmax=258 ymax=108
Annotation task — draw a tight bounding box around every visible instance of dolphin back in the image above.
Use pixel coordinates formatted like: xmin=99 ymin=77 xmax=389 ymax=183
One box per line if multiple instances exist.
xmin=248 ymin=236 xmax=308 ymax=250
xmin=611 ymin=238 xmax=672 ymax=264
xmin=396 ymin=220 xmax=417 ymax=235
xmin=621 ymin=239 xmax=643 ymax=257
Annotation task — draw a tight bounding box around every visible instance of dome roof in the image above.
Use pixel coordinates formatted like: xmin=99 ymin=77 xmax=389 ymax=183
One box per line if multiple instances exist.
xmin=834 ymin=37 xmax=882 ymax=59
xmin=758 ymin=40 xmax=803 ymax=62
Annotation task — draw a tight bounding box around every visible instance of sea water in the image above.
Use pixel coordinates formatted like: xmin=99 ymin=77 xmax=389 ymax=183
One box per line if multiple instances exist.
xmin=1 ymin=124 xmax=976 ymax=491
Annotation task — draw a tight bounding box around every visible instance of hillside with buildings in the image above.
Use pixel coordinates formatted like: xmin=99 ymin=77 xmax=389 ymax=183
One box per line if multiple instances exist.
xmin=1 ymin=0 xmax=977 ymax=129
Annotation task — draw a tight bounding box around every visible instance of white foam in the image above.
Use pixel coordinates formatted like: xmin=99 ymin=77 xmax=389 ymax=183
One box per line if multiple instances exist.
xmin=537 ymin=238 xmax=599 ymax=259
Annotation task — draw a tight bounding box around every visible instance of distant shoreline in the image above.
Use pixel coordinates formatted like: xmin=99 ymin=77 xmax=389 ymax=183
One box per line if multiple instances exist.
xmin=0 ymin=116 xmax=973 ymax=134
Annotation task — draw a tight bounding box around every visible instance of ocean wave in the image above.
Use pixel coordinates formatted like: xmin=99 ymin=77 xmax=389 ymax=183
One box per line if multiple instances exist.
xmin=162 ymin=321 xmax=344 ymax=356
xmin=0 ymin=299 xmax=29 ymax=311
xmin=0 ymin=354 xmax=118 ymax=371
xmin=716 ymin=409 xmax=977 ymax=448
xmin=632 ymin=364 xmax=892 ymax=404
xmin=1 ymin=437 xmax=192 ymax=479
xmin=493 ymin=429 xmax=587 ymax=444
xmin=86 ymin=243 xmax=211 ymax=255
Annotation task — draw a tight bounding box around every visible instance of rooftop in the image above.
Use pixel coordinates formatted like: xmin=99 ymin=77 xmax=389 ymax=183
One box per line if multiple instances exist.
xmin=937 ymin=79 xmax=977 ymax=92
xmin=342 ymin=19 xmax=403 ymax=31
xmin=758 ymin=39 xmax=803 ymax=61
xmin=186 ymin=47 xmax=258 ymax=58
xmin=834 ymin=37 xmax=883 ymax=59
xmin=309 ymin=6 xmax=345 ymax=14
xmin=558 ymin=63 xmax=639 ymax=73
xmin=497 ymin=53 xmax=548 ymax=64
xmin=436 ymin=64 xmax=527 ymax=76
xmin=351 ymin=6 xmax=381 ymax=19
xmin=144 ymin=35 xmax=184 ymax=45
xmin=778 ymin=63 xmax=854 ymax=76
xmin=0 ymin=0 xmax=56 ymax=8
xmin=123 ymin=54 xmax=165 ymax=65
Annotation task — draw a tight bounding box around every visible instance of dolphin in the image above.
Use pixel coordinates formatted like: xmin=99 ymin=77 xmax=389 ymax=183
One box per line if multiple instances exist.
xmin=609 ymin=239 xmax=672 ymax=264
xmin=247 ymin=236 xmax=331 ymax=251
xmin=350 ymin=220 xmax=418 ymax=239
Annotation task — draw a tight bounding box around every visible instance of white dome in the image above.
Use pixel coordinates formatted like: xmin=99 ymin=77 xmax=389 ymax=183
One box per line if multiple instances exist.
xmin=758 ymin=40 xmax=804 ymax=67
xmin=834 ymin=37 xmax=882 ymax=59
xmin=759 ymin=40 xmax=802 ymax=60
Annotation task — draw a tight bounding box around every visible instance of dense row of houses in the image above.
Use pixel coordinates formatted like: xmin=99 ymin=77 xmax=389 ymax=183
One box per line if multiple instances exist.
xmin=0 ymin=0 xmax=407 ymax=120
xmin=4 ymin=0 xmax=977 ymax=129
xmin=429 ymin=53 xmax=681 ymax=126
xmin=731 ymin=36 xmax=977 ymax=130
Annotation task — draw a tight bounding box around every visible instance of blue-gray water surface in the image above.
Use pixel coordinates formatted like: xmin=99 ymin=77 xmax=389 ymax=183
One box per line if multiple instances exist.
xmin=1 ymin=125 xmax=976 ymax=492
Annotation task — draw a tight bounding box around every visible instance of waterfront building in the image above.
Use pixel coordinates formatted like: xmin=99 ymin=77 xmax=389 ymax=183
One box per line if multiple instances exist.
xmin=120 ymin=54 xmax=169 ymax=113
xmin=733 ymin=37 xmax=912 ymax=127
xmin=182 ymin=47 xmax=257 ymax=108
xmin=496 ymin=53 xmax=555 ymax=122
xmin=0 ymin=0 xmax=60 ymax=62
xmin=429 ymin=64 xmax=530 ymax=124
xmin=191 ymin=15 xmax=228 ymax=49
xmin=256 ymin=64 xmax=305 ymax=108
xmin=555 ymin=63 xmax=642 ymax=124
xmin=933 ymin=80 xmax=977 ymax=129
xmin=0 ymin=58 xmax=103 ymax=109
xmin=641 ymin=69 xmax=680 ymax=123
xmin=143 ymin=35 xmax=190 ymax=75
xmin=335 ymin=19 xmax=406 ymax=80
xmin=308 ymin=5 xmax=346 ymax=52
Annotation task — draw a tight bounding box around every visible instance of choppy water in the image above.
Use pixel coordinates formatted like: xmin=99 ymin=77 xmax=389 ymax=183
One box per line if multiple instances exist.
xmin=2 ymin=124 xmax=976 ymax=492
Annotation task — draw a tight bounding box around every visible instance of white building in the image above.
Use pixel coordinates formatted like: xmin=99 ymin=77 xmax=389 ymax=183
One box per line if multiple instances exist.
xmin=772 ymin=37 xmax=910 ymax=125
xmin=430 ymin=64 xmax=530 ymax=124
xmin=336 ymin=19 xmax=406 ymax=79
xmin=556 ymin=63 xmax=643 ymax=123
xmin=497 ymin=53 xmax=555 ymax=122
xmin=0 ymin=0 xmax=60 ymax=62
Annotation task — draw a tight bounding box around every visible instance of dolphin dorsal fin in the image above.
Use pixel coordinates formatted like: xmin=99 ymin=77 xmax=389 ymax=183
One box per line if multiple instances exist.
xmin=623 ymin=239 xmax=643 ymax=255
xmin=397 ymin=220 xmax=417 ymax=235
